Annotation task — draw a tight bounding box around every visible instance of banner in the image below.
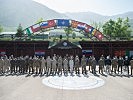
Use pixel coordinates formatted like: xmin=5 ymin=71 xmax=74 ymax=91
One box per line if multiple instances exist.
xmin=26 ymin=27 xmax=33 ymax=36
xmin=77 ymin=22 xmax=86 ymax=30
xmin=31 ymin=24 xmax=41 ymax=33
xmin=82 ymin=50 xmax=92 ymax=56
xmin=40 ymin=20 xmax=56 ymax=29
xmin=56 ymin=19 xmax=70 ymax=27
xmin=0 ymin=50 xmax=6 ymax=56
xmin=85 ymin=25 xmax=94 ymax=34
xmin=71 ymin=20 xmax=78 ymax=28
xmin=35 ymin=50 xmax=45 ymax=56
xmin=71 ymin=20 xmax=86 ymax=30
xmin=114 ymin=50 xmax=130 ymax=57
xmin=93 ymin=30 xmax=104 ymax=40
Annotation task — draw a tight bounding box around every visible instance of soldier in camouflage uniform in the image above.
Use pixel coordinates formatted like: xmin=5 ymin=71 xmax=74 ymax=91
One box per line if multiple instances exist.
xmin=24 ymin=56 xmax=29 ymax=74
xmin=75 ymin=55 xmax=80 ymax=74
xmin=81 ymin=55 xmax=87 ymax=74
xmin=98 ymin=58 xmax=104 ymax=74
xmin=111 ymin=57 xmax=118 ymax=74
xmin=0 ymin=57 xmax=4 ymax=74
xmin=88 ymin=56 xmax=92 ymax=72
xmin=118 ymin=56 xmax=124 ymax=74
xmin=57 ymin=56 xmax=63 ymax=75
xmin=69 ymin=56 xmax=74 ymax=74
xmin=130 ymin=58 xmax=133 ymax=76
xmin=35 ymin=57 xmax=41 ymax=74
xmin=28 ymin=57 xmax=34 ymax=74
xmin=20 ymin=57 xmax=26 ymax=74
xmin=15 ymin=57 xmax=20 ymax=73
xmin=10 ymin=57 xmax=16 ymax=74
xmin=91 ymin=57 xmax=97 ymax=74
xmin=63 ymin=57 xmax=68 ymax=75
xmin=46 ymin=56 xmax=52 ymax=76
xmin=52 ymin=56 xmax=57 ymax=75
xmin=40 ymin=57 xmax=46 ymax=75
xmin=3 ymin=56 xmax=10 ymax=74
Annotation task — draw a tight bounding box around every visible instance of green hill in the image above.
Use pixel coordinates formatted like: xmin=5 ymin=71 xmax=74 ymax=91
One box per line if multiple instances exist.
xmin=0 ymin=0 xmax=66 ymax=31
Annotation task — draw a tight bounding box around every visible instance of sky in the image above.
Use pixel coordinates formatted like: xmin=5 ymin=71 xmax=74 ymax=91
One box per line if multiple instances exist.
xmin=33 ymin=0 xmax=133 ymax=16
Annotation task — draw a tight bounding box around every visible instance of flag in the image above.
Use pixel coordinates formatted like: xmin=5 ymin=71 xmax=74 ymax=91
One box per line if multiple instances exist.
xmin=35 ymin=50 xmax=45 ymax=56
xmin=31 ymin=24 xmax=40 ymax=33
xmin=41 ymin=20 xmax=56 ymax=29
xmin=93 ymin=30 xmax=104 ymax=40
xmin=26 ymin=27 xmax=33 ymax=36
xmin=85 ymin=25 xmax=94 ymax=34
xmin=130 ymin=51 xmax=133 ymax=57
xmin=92 ymin=29 xmax=97 ymax=35
xmin=71 ymin=20 xmax=86 ymax=30
xmin=77 ymin=22 xmax=86 ymax=30
xmin=56 ymin=19 xmax=70 ymax=27
xmin=0 ymin=50 xmax=6 ymax=56
xmin=71 ymin=20 xmax=78 ymax=28
xmin=82 ymin=50 xmax=92 ymax=56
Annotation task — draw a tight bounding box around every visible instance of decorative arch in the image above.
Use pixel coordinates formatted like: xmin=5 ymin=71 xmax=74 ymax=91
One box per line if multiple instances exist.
xmin=24 ymin=19 xmax=104 ymax=40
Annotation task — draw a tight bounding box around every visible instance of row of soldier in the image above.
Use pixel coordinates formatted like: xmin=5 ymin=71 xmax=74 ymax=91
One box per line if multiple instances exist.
xmin=0 ymin=54 xmax=133 ymax=76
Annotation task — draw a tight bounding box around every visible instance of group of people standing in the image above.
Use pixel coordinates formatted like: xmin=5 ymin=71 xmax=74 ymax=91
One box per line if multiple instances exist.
xmin=0 ymin=54 xmax=133 ymax=76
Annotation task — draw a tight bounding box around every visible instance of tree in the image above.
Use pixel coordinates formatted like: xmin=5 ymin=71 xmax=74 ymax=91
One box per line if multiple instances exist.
xmin=36 ymin=17 xmax=44 ymax=24
xmin=64 ymin=27 xmax=73 ymax=40
xmin=102 ymin=19 xmax=115 ymax=39
xmin=102 ymin=17 xmax=132 ymax=40
xmin=72 ymin=32 xmax=76 ymax=39
xmin=91 ymin=21 xmax=103 ymax=32
xmin=0 ymin=25 xmax=3 ymax=33
xmin=16 ymin=24 xmax=24 ymax=37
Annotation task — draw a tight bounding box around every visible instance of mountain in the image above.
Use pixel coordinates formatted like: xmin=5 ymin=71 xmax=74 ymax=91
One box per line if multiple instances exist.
xmin=0 ymin=0 xmax=66 ymax=31
xmin=65 ymin=11 xmax=108 ymax=24
xmin=65 ymin=11 xmax=133 ymax=24
xmin=0 ymin=0 xmax=133 ymax=32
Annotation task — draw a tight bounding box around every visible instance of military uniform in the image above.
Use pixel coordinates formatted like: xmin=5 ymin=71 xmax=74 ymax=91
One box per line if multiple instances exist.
xmin=35 ymin=57 xmax=41 ymax=74
xmin=88 ymin=56 xmax=92 ymax=72
xmin=24 ymin=56 xmax=29 ymax=73
xmin=98 ymin=58 xmax=104 ymax=74
xmin=57 ymin=56 xmax=63 ymax=75
xmin=111 ymin=57 xmax=118 ymax=74
xmin=46 ymin=56 xmax=52 ymax=75
xmin=15 ymin=57 xmax=20 ymax=73
xmin=52 ymin=57 xmax=57 ymax=75
xmin=0 ymin=58 xmax=4 ymax=74
xmin=40 ymin=57 xmax=46 ymax=75
xmin=3 ymin=57 xmax=10 ymax=74
xmin=105 ymin=56 xmax=111 ymax=74
xmin=91 ymin=58 xmax=97 ymax=74
xmin=20 ymin=57 xmax=25 ymax=74
xmin=10 ymin=58 xmax=16 ymax=74
xmin=124 ymin=57 xmax=130 ymax=75
xmin=130 ymin=58 xmax=133 ymax=75
xmin=118 ymin=57 xmax=124 ymax=74
xmin=28 ymin=57 xmax=34 ymax=74
xmin=63 ymin=58 xmax=68 ymax=75
xmin=69 ymin=56 xmax=74 ymax=74
xmin=81 ymin=55 xmax=87 ymax=74
xmin=75 ymin=56 xmax=80 ymax=74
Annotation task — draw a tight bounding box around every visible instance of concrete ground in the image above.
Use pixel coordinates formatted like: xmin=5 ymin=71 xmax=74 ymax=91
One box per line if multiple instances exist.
xmin=0 ymin=70 xmax=133 ymax=100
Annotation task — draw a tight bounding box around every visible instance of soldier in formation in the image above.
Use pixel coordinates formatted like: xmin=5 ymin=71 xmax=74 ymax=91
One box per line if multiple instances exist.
xmin=0 ymin=54 xmax=133 ymax=76
xmin=74 ymin=55 xmax=80 ymax=74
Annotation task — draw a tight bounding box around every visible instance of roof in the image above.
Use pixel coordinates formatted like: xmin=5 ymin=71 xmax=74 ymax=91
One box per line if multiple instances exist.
xmin=49 ymin=40 xmax=82 ymax=49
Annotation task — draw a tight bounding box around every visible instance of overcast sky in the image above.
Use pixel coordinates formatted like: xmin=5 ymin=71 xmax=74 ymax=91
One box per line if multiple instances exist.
xmin=33 ymin=0 xmax=133 ymax=16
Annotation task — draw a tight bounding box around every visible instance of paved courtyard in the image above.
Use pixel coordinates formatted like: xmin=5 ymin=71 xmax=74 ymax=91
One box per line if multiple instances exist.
xmin=0 ymin=72 xmax=133 ymax=100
